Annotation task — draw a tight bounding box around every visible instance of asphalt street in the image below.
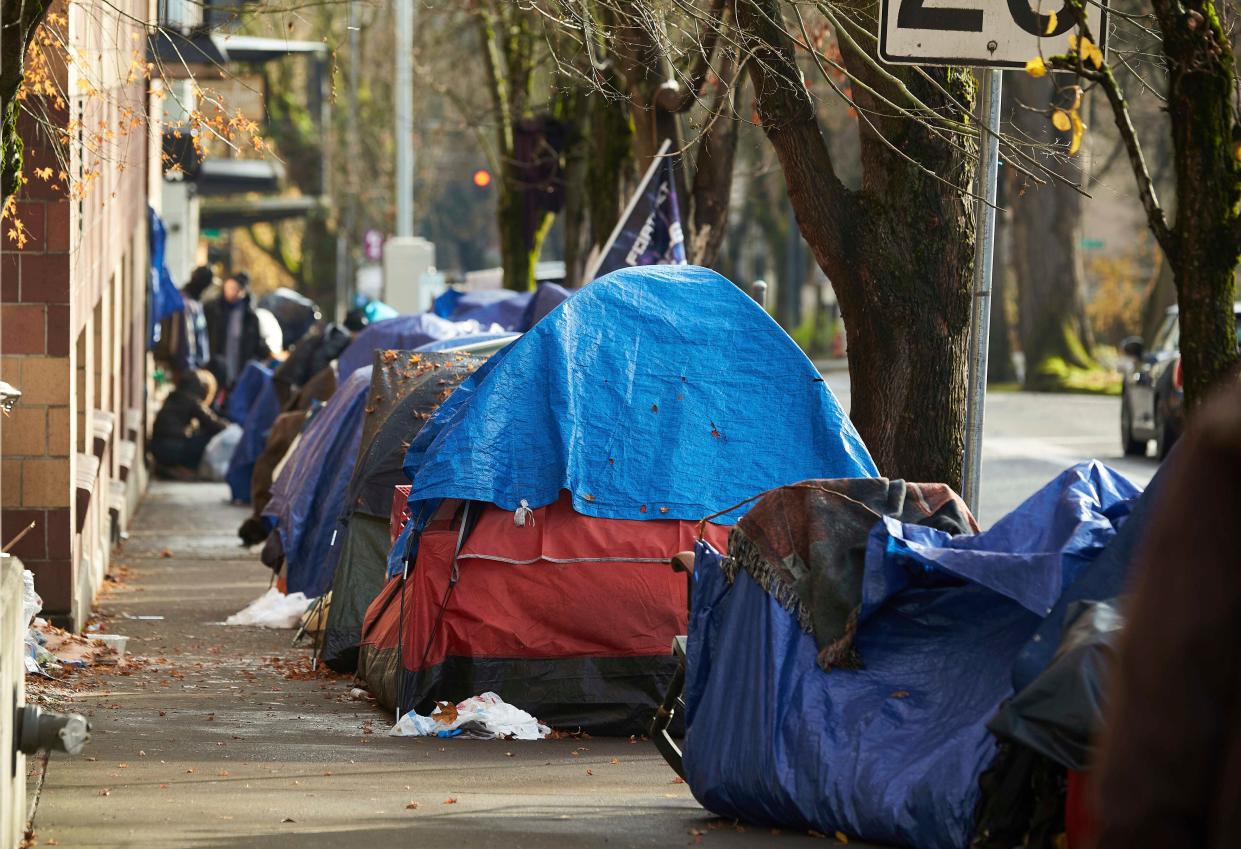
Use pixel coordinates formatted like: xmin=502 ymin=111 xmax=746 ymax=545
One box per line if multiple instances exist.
xmin=822 ymin=374 xmax=1158 ymax=525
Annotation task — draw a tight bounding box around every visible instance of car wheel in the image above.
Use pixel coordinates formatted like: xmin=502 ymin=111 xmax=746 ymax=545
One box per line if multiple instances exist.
xmin=1120 ymin=394 xmax=1146 ymax=456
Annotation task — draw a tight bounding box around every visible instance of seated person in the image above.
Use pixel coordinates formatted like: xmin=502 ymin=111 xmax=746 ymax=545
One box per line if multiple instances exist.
xmin=150 ymin=370 xmax=228 ymax=478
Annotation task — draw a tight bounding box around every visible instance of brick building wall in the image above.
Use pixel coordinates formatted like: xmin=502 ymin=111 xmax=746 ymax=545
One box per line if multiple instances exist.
xmin=0 ymin=0 xmax=151 ymax=628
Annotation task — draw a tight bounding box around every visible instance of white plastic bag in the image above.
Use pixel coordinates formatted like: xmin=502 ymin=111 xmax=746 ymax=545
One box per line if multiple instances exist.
xmin=225 ymin=587 xmax=312 ymax=628
xmin=22 ymin=569 xmax=42 ymax=628
xmin=389 ymin=692 xmax=550 ymax=740
xmin=199 ymin=423 xmax=243 ymax=481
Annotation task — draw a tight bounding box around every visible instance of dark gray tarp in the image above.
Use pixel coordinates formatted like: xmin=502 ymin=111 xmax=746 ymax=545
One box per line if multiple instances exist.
xmin=320 ymin=350 xmax=482 ymax=672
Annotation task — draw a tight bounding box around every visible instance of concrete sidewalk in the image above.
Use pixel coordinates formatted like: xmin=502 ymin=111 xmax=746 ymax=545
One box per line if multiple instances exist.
xmin=27 ymin=481 xmax=850 ymax=849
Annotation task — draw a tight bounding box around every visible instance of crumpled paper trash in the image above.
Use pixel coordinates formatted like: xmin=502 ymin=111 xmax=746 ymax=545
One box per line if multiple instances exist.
xmin=225 ymin=588 xmax=313 ymax=628
xmin=390 ymin=692 xmax=550 ymax=740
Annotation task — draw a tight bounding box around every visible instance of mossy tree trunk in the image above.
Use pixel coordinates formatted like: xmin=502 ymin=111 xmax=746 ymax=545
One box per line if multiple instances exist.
xmin=1007 ymin=72 xmax=1097 ymax=391
xmin=1066 ymin=0 xmax=1241 ymax=409
xmin=736 ymin=0 xmax=977 ymax=485
xmin=478 ymin=3 xmax=547 ymax=291
xmin=1156 ymin=0 xmax=1241 ymax=408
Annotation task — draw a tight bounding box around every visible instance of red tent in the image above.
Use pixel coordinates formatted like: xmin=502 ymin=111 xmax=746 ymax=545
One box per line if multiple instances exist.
xmin=359 ymin=491 xmax=728 ymax=733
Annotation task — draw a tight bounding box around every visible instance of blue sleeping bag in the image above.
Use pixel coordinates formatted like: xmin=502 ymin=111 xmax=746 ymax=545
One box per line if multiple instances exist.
xmin=683 ymin=461 xmax=1140 ymax=849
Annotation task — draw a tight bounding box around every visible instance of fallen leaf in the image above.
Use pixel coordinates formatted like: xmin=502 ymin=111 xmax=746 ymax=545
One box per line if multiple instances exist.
xmin=160 ymin=549 xmax=173 ymax=558
xmin=405 ymin=801 xmax=419 ymax=810
xmin=443 ymin=797 xmax=458 ymax=805
xmin=610 ymin=758 xmax=620 ymax=765
xmin=651 ymin=403 xmax=659 ymax=413
xmin=586 ymin=769 xmax=593 ymax=776
xmin=98 ymin=788 xmax=111 ymax=796
xmin=281 ymin=817 xmax=296 ymax=823
xmin=835 ymin=831 xmax=850 ymax=844
xmin=672 ymin=776 xmax=686 ymax=784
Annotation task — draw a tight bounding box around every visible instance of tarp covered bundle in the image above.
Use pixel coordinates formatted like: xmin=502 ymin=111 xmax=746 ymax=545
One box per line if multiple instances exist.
xmin=683 ymin=461 xmax=1141 ymax=849
xmin=434 ymin=283 xmax=572 ymax=332
xmin=371 ymin=265 xmax=876 ymax=734
xmin=320 ymin=351 xmax=483 ymax=672
xmin=337 ymin=315 xmax=503 ymax=382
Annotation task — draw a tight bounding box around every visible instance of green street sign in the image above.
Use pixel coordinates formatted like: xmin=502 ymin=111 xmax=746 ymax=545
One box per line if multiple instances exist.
xmin=1079 ymin=238 xmax=1105 ymax=250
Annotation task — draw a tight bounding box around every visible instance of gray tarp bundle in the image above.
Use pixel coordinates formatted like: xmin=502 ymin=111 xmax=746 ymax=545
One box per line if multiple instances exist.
xmin=320 ymin=350 xmax=482 ymax=672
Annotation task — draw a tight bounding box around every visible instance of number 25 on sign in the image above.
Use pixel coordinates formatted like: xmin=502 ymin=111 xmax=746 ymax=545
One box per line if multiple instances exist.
xmin=879 ymin=0 xmax=1108 ymax=68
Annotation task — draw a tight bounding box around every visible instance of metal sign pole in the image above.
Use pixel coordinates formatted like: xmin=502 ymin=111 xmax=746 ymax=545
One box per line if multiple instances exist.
xmin=961 ymin=68 xmax=1004 ymax=515
xmin=394 ymin=0 xmax=414 ymax=238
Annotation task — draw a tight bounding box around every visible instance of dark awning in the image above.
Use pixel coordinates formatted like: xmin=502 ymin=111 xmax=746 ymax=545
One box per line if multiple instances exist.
xmin=147 ymin=31 xmax=327 ymax=70
xmin=195 ymin=159 xmax=285 ymax=196
xmin=200 ymin=197 xmax=321 ymax=229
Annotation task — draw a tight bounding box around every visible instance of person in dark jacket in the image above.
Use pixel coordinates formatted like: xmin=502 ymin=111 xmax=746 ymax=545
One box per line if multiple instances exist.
xmin=269 ymin=308 xmax=366 ymax=407
xmin=150 ymin=370 xmax=228 ymax=476
xmin=204 ymin=271 xmax=267 ymax=389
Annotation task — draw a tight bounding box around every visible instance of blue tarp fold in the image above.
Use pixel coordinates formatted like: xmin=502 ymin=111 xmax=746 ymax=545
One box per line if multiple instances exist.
xmin=683 ymin=461 xmax=1140 ymax=849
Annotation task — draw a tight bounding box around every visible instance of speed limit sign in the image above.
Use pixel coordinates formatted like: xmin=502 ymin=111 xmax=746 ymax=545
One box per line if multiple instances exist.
xmin=879 ymin=0 xmax=1107 ymax=67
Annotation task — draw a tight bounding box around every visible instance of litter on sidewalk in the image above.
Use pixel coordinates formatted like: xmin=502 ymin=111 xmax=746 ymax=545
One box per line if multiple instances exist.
xmin=225 ymin=587 xmax=314 ymax=628
xmin=390 ymin=692 xmax=550 ymax=740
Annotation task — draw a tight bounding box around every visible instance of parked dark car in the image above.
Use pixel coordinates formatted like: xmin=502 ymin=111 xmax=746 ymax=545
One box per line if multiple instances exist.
xmin=1120 ymin=303 xmax=1241 ymax=458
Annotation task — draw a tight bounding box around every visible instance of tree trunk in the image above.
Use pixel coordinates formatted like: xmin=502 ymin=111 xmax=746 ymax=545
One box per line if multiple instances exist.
xmin=735 ymin=0 xmax=975 ymax=484
xmin=1159 ymin=1 xmax=1241 ymax=406
xmin=1007 ymin=72 xmax=1097 ymax=391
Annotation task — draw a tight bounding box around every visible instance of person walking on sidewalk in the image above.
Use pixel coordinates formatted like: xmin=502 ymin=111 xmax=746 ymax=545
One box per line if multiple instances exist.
xmin=204 ymin=271 xmax=266 ymax=390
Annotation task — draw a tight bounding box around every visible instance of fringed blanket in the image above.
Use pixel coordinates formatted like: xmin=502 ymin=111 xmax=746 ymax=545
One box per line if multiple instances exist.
xmin=723 ymin=479 xmax=977 ymax=670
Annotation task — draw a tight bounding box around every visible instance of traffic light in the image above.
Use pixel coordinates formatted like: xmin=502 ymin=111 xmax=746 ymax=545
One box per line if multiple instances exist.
xmin=472 ymin=168 xmax=492 ymax=188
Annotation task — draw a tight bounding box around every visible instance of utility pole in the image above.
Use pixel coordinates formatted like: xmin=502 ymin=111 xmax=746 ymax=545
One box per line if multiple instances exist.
xmin=394 ymin=0 xmax=414 ymax=238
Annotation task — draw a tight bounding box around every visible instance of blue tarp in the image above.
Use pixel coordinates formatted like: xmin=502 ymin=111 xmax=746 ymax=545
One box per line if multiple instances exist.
xmin=448 ymin=290 xmax=532 ymax=330
xmin=225 ymin=373 xmax=280 ymax=503
xmin=337 ymin=315 xmax=502 ymax=382
xmin=262 ymin=367 xmax=373 ymax=597
xmin=520 ymin=282 xmax=573 ymax=329
xmin=147 ymin=207 xmax=184 ymax=349
xmin=683 ymin=462 xmax=1140 ymax=849
xmin=388 ymin=265 xmax=876 ymax=577
xmin=225 ymin=362 xmax=272 ymax=424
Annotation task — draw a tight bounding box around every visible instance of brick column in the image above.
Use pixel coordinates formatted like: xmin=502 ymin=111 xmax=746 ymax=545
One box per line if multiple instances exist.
xmin=1 ymin=114 xmax=75 ymax=616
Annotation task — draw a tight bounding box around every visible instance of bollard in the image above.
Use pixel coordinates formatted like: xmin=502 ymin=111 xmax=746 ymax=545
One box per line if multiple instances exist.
xmin=751 ymin=280 xmax=768 ymax=309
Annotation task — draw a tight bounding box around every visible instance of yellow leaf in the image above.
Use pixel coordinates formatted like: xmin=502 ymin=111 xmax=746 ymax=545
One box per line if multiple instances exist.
xmin=1089 ymin=41 xmax=1104 ymax=69
xmin=1051 ymin=109 xmax=1072 ymax=132
xmin=1025 ymin=56 xmax=1047 ymax=78
xmin=1044 ymin=11 xmax=1058 ymax=35
xmin=1069 ymin=110 xmax=1086 ymax=155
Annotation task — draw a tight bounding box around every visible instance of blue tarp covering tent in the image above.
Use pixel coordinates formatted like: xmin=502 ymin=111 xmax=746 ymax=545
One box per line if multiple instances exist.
xmin=225 ymin=361 xmax=272 ymax=424
xmin=224 ymin=374 xmax=280 ymax=503
xmin=388 ymin=265 xmax=876 ymax=576
xmin=682 ymin=461 xmax=1141 ymax=849
xmin=447 ymin=290 xmax=531 ymax=330
xmin=520 ymin=282 xmax=572 ymax=330
xmin=262 ymin=367 xmax=373 ymax=597
xmin=337 ymin=315 xmax=502 ymax=382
